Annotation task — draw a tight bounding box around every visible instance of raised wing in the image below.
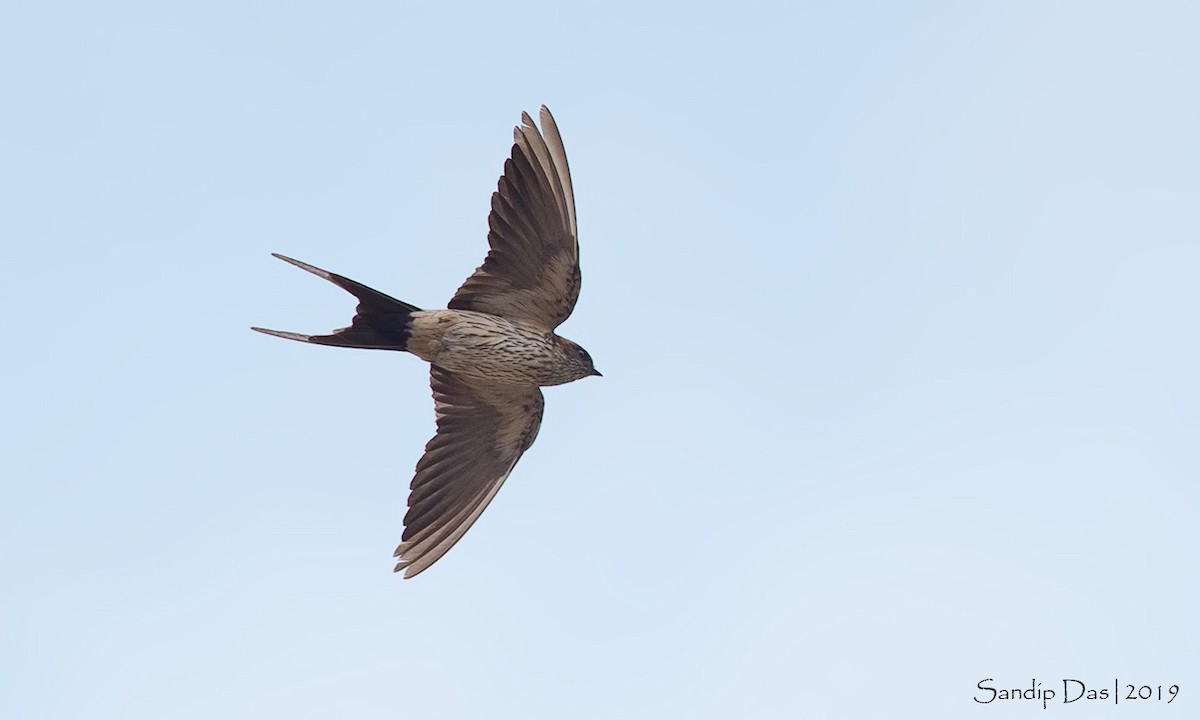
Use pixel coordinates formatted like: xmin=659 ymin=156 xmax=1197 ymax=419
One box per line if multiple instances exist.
xmin=394 ymin=366 xmax=544 ymax=577
xmin=448 ymin=106 xmax=579 ymax=332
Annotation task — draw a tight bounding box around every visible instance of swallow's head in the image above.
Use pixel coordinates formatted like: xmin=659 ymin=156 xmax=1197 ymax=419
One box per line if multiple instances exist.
xmin=555 ymin=336 xmax=602 ymax=380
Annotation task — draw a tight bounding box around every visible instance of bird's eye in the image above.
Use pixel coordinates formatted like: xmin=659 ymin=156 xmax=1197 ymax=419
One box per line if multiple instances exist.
xmin=578 ymin=347 xmax=592 ymax=364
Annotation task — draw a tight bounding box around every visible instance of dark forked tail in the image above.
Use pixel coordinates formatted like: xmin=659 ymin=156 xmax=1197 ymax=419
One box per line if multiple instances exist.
xmin=252 ymin=253 xmax=421 ymax=351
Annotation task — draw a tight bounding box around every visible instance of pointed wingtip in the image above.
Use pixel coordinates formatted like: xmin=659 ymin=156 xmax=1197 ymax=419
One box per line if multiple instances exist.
xmin=399 ymin=563 xmax=426 ymax=579
xmin=393 ymin=558 xmax=422 ymax=579
xmin=393 ymin=543 xmax=428 ymax=579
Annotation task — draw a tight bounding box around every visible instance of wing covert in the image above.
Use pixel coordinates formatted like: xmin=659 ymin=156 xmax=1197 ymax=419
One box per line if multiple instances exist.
xmin=448 ymin=106 xmax=580 ymax=331
xmin=394 ymin=366 xmax=544 ymax=577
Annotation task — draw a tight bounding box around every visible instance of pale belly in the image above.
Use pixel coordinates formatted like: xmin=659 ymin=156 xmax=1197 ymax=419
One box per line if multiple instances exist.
xmin=406 ymin=310 xmax=561 ymax=385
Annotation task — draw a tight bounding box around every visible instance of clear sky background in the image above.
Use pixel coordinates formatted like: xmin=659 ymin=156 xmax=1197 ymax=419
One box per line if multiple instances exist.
xmin=2 ymin=2 xmax=1196 ymax=718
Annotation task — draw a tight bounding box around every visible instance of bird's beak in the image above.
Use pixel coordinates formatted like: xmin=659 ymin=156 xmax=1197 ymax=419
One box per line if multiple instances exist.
xmin=592 ymin=369 xmax=603 ymax=377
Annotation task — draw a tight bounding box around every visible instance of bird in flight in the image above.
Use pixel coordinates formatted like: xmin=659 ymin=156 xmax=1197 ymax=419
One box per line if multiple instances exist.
xmin=253 ymin=106 xmax=598 ymax=578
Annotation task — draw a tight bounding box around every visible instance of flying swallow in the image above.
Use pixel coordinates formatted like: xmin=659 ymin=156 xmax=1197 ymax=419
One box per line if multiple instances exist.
xmin=253 ymin=107 xmax=598 ymax=577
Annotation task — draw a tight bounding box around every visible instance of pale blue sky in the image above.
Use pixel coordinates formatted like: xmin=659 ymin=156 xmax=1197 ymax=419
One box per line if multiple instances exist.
xmin=2 ymin=2 xmax=1197 ymax=718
